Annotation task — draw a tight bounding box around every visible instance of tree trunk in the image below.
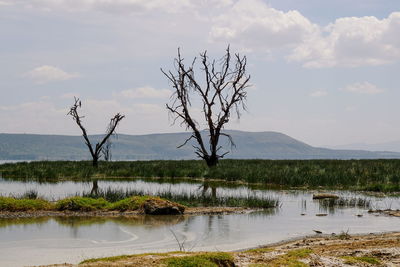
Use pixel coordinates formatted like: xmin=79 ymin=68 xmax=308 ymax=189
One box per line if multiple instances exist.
xmin=205 ymin=155 xmax=218 ymax=167
xmin=90 ymin=180 xmax=99 ymax=195
xmin=92 ymin=156 xmax=99 ymax=168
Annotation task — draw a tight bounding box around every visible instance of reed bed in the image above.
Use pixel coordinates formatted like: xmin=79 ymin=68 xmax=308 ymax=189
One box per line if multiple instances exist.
xmin=1 ymin=159 xmax=399 ymax=191
xmin=80 ymin=187 xmax=280 ymax=208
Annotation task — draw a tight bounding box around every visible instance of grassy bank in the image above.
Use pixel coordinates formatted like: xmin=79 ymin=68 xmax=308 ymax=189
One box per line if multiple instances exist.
xmin=0 ymin=193 xmax=279 ymax=211
xmin=1 ymin=159 xmax=400 ymax=191
xmin=0 ymin=196 xmax=179 ymax=212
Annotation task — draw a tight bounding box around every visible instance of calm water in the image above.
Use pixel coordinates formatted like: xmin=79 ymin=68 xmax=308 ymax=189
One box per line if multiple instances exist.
xmin=0 ymin=178 xmax=399 ymax=266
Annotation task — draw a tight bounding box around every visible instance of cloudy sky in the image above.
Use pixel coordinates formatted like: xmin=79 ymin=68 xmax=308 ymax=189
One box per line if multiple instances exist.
xmin=0 ymin=0 xmax=399 ymax=147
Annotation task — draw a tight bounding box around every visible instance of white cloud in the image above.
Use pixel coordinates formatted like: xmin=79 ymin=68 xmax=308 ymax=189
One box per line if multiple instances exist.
xmin=209 ymin=0 xmax=318 ymax=51
xmin=289 ymin=12 xmax=400 ymax=68
xmin=26 ymin=65 xmax=79 ymax=84
xmin=309 ymin=90 xmax=328 ymax=97
xmin=116 ymin=86 xmax=171 ymax=99
xmin=0 ymin=1 xmax=12 ymax=6
xmin=208 ymin=0 xmax=400 ymax=68
xmin=341 ymin=82 xmax=384 ymax=95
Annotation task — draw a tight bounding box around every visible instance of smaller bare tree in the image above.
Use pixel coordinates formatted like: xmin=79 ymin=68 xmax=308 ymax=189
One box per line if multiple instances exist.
xmin=162 ymin=46 xmax=250 ymax=167
xmin=68 ymin=97 xmax=125 ymax=167
xmin=101 ymin=139 xmax=112 ymax=161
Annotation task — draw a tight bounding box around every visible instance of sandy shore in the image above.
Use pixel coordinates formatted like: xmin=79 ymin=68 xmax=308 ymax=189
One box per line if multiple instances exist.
xmin=37 ymin=232 xmax=400 ymax=266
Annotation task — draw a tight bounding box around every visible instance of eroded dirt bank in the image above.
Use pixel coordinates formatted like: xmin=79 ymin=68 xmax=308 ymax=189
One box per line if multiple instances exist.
xmin=38 ymin=232 xmax=400 ymax=267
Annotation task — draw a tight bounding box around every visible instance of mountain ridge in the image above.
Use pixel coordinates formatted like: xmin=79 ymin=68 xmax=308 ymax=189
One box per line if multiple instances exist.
xmin=1 ymin=130 xmax=400 ymax=160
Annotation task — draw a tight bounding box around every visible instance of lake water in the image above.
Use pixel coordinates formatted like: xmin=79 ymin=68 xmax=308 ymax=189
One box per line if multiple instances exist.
xmin=0 ymin=178 xmax=399 ymax=266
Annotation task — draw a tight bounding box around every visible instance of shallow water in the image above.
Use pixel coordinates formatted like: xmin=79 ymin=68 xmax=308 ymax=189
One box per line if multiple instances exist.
xmin=0 ymin=178 xmax=399 ymax=209
xmin=0 ymin=178 xmax=399 ymax=266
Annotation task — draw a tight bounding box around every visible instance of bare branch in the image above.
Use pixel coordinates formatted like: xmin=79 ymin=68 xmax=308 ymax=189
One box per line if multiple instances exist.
xmin=162 ymin=46 xmax=250 ymax=167
xmin=67 ymin=97 xmax=125 ymax=167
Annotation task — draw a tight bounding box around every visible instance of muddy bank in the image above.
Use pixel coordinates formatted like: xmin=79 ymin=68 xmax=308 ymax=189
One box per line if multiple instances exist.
xmin=368 ymin=209 xmax=400 ymax=217
xmin=38 ymin=232 xmax=400 ymax=267
xmin=0 ymin=207 xmax=255 ymax=218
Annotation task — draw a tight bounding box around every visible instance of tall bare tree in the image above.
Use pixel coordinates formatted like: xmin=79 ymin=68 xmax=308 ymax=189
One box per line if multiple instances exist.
xmin=162 ymin=46 xmax=250 ymax=167
xmin=68 ymin=97 xmax=125 ymax=167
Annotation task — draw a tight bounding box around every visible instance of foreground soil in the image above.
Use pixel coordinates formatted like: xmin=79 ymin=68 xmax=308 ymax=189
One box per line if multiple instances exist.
xmin=0 ymin=207 xmax=255 ymax=218
xmin=38 ymin=232 xmax=400 ymax=267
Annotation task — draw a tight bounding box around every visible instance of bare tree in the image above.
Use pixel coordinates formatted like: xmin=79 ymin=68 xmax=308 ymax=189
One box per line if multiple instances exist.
xmin=68 ymin=97 xmax=125 ymax=167
xmin=101 ymin=139 xmax=112 ymax=161
xmin=162 ymin=46 xmax=250 ymax=167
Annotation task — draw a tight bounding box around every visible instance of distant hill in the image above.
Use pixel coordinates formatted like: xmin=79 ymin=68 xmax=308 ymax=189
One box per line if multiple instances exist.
xmin=1 ymin=131 xmax=400 ymax=160
xmin=328 ymin=141 xmax=400 ymax=153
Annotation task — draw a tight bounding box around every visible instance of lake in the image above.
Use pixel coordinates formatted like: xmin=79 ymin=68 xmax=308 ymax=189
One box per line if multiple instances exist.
xmin=0 ymin=177 xmax=399 ymax=266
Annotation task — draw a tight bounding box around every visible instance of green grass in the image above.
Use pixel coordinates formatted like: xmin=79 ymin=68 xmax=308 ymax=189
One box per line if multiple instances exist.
xmin=1 ymin=159 xmax=400 ymax=191
xmin=55 ymin=197 xmax=109 ymax=211
xmin=0 ymin=197 xmax=53 ymax=211
xmin=0 ymin=196 xmax=183 ymax=212
xmin=164 ymin=252 xmax=234 ymax=267
xmin=268 ymin=249 xmax=313 ymax=267
xmin=342 ymin=256 xmax=381 ymax=265
xmin=81 ymin=187 xmax=280 ymax=208
xmin=107 ymin=196 xmax=150 ymax=211
xmin=80 ymin=254 xmax=133 ymax=264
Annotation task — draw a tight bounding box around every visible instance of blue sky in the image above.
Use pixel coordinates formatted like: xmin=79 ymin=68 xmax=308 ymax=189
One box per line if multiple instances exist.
xmin=0 ymin=0 xmax=399 ymax=147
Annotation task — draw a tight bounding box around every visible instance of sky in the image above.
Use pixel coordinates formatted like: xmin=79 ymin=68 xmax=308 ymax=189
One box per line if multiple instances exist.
xmin=0 ymin=0 xmax=399 ymax=147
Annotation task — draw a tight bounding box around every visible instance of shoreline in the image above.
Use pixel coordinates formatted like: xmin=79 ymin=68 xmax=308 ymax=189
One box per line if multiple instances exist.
xmin=38 ymin=231 xmax=400 ymax=266
xmin=0 ymin=206 xmax=257 ymax=218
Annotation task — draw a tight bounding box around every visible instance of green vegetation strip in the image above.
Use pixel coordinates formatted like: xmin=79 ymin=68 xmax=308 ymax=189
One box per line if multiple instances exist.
xmin=0 ymin=196 xmax=171 ymax=212
xmin=342 ymin=256 xmax=381 ymax=265
xmin=164 ymin=252 xmax=234 ymax=267
xmin=80 ymin=187 xmax=279 ymax=208
xmin=0 ymin=194 xmax=278 ymax=211
xmin=1 ymin=159 xmax=400 ymax=191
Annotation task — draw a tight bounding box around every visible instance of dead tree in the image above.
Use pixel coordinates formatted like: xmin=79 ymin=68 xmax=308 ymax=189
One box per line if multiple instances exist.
xmin=162 ymin=46 xmax=250 ymax=167
xmin=67 ymin=97 xmax=125 ymax=167
xmin=101 ymin=139 xmax=112 ymax=161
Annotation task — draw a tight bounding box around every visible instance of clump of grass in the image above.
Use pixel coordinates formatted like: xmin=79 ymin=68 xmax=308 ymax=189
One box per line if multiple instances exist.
xmin=164 ymin=252 xmax=234 ymax=267
xmin=107 ymin=196 xmax=151 ymax=211
xmin=82 ymin=187 xmax=280 ymax=209
xmin=268 ymin=249 xmax=312 ymax=267
xmin=246 ymin=247 xmax=273 ymax=254
xmin=18 ymin=189 xmax=39 ymax=199
xmin=80 ymin=255 xmax=133 ymax=264
xmin=0 ymin=197 xmax=53 ymax=211
xmin=342 ymin=256 xmax=381 ymax=265
xmin=55 ymin=197 xmax=109 ymax=211
xmin=80 ymin=252 xmax=177 ymax=264
xmin=318 ymin=197 xmax=371 ymax=210
xmin=336 ymin=230 xmax=351 ymax=240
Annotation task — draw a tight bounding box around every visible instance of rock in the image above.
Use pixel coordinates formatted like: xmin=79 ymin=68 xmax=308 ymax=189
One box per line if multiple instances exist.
xmin=142 ymin=198 xmax=185 ymax=215
xmin=312 ymin=193 xmax=339 ymax=199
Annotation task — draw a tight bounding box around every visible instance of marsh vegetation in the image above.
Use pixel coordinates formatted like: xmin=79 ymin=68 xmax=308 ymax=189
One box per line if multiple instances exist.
xmin=1 ymin=159 xmax=400 ymax=191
